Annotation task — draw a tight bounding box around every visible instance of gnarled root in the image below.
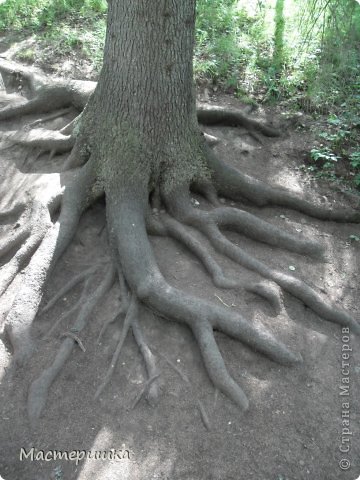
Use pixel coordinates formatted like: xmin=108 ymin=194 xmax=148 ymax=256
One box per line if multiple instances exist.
xmin=1 ymin=128 xmax=75 ymax=157
xmin=1 ymin=60 xmax=359 ymax=423
xmin=196 ymin=105 xmax=281 ymax=137
xmin=205 ymin=144 xmax=360 ymax=223
xmin=96 ymin=270 xmax=160 ymax=406
xmin=4 ymin=161 xmax=97 ymax=365
xmin=106 ymin=190 xmax=302 ymax=410
xmin=164 ymin=186 xmax=359 ymax=334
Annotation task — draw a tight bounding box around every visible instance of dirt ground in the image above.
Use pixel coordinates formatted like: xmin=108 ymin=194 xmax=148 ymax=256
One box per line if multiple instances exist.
xmin=0 ymin=53 xmax=359 ymax=480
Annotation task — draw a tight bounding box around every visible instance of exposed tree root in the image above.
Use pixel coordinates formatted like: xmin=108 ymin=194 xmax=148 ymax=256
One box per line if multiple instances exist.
xmin=146 ymin=213 xmax=238 ymax=289
xmin=107 ymin=192 xmax=304 ymax=410
xmin=1 ymin=128 xmax=74 ymax=152
xmin=154 ymin=347 xmax=211 ymax=430
xmin=95 ymin=274 xmax=160 ymax=406
xmin=0 ymin=59 xmax=95 ymax=119
xmin=0 ymin=203 xmax=50 ymax=297
xmin=130 ymin=373 xmax=161 ymax=410
xmin=0 ymin=222 xmax=31 ymax=261
xmin=27 ymin=107 xmax=73 ymax=128
xmin=204 ymin=144 xmax=360 ymax=223
xmin=95 ymin=294 xmax=138 ymax=400
xmin=43 ymin=273 xmax=97 ymax=339
xmin=164 ymin=187 xmax=360 ymax=334
xmin=27 ymin=265 xmax=115 ymax=425
xmin=0 ymin=202 xmax=26 ymax=222
xmin=40 ymin=264 xmax=100 ymax=315
xmin=97 ymin=306 xmax=124 ymax=343
xmin=0 ymin=59 xmax=283 ymax=162
xmin=1 ymin=128 xmax=75 ymax=160
xmin=4 ymin=161 xmax=97 ymax=365
xmin=196 ymin=105 xmax=281 ymax=137
xmin=246 ymin=280 xmax=283 ymax=316
xmin=131 ymin=317 xmax=160 ymax=406
xmin=1 ymin=59 xmax=359 ymax=424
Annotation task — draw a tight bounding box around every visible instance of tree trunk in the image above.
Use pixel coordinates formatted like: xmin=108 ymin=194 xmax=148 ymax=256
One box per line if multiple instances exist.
xmin=83 ymin=0 xmax=206 ymax=194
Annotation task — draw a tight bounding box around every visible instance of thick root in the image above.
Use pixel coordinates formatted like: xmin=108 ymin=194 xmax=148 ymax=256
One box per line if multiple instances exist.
xmin=164 ymin=187 xmax=359 ymax=333
xmin=246 ymin=280 xmax=283 ymax=316
xmin=4 ymin=161 xmax=98 ymax=365
xmin=0 ymin=58 xmax=96 ymax=120
xmin=165 ymin=188 xmax=324 ymax=258
xmin=0 ymin=203 xmax=50 ymax=296
xmin=27 ymin=107 xmax=73 ymax=128
xmin=197 ymin=105 xmax=281 ymax=137
xmin=107 ymin=190 xmax=301 ymax=409
xmin=0 ymin=222 xmax=31 ymax=261
xmin=147 ymin=213 xmax=238 ymax=289
xmin=204 ymin=144 xmax=360 ymax=223
xmin=1 ymin=128 xmax=75 ymax=155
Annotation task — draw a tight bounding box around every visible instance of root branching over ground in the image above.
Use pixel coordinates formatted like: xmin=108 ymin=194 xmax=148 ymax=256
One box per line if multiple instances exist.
xmin=0 ymin=60 xmax=359 ymax=426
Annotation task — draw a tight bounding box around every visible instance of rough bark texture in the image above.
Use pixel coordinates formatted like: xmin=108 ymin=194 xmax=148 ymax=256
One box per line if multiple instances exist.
xmin=82 ymin=0 xmax=206 ymax=194
xmin=0 ymin=0 xmax=359 ymax=425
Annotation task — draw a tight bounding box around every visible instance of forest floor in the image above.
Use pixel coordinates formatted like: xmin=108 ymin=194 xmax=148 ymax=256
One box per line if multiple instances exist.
xmin=0 ymin=36 xmax=359 ymax=480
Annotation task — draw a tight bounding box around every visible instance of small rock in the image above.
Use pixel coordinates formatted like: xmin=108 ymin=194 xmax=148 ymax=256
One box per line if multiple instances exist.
xmin=280 ymin=214 xmax=286 ymax=219
xmin=152 ymin=208 xmax=158 ymax=214
xmin=176 ymin=358 xmax=181 ymax=363
xmin=219 ymin=197 xmax=226 ymax=204
xmin=296 ymin=228 xmax=302 ymax=232
xmin=289 ymin=265 xmax=296 ymax=271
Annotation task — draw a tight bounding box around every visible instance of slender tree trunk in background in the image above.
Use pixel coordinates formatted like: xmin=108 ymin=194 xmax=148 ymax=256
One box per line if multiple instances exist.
xmin=273 ymin=0 xmax=285 ymax=73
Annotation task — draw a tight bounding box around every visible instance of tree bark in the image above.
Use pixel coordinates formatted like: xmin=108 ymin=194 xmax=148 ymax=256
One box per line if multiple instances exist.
xmin=81 ymin=0 xmax=206 ymax=194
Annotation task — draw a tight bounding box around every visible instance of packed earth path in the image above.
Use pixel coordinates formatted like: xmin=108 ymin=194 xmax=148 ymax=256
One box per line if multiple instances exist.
xmin=0 ymin=55 xmax=359 ymax=480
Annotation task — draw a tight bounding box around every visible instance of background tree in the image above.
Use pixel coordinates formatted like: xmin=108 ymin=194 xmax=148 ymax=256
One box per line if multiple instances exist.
xmin=0 ymin=0 xmax=359 ymax=425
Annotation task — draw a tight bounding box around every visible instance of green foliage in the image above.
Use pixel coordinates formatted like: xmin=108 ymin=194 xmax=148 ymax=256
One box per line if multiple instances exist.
xmin=16 ymin=47 xmax=36 ymax=63
xmin=273 ymin=0 xmax=285 ymax=71
xmin=0 ymin=0 xmax=359 ymax=115
xmin=0 ymin=0 xmax=107 ymax=30
xmin=349 ymin=234 xmax=360 ymax=242
xmin=0 ymin=0 xmax=107 ymax=72
xmin=306 ymin=112 xmax=360 ymax=189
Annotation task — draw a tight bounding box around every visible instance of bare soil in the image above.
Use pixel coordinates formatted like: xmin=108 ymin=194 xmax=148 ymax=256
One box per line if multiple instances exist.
xmin=0 ymin=57 xmax=359 ymax=480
